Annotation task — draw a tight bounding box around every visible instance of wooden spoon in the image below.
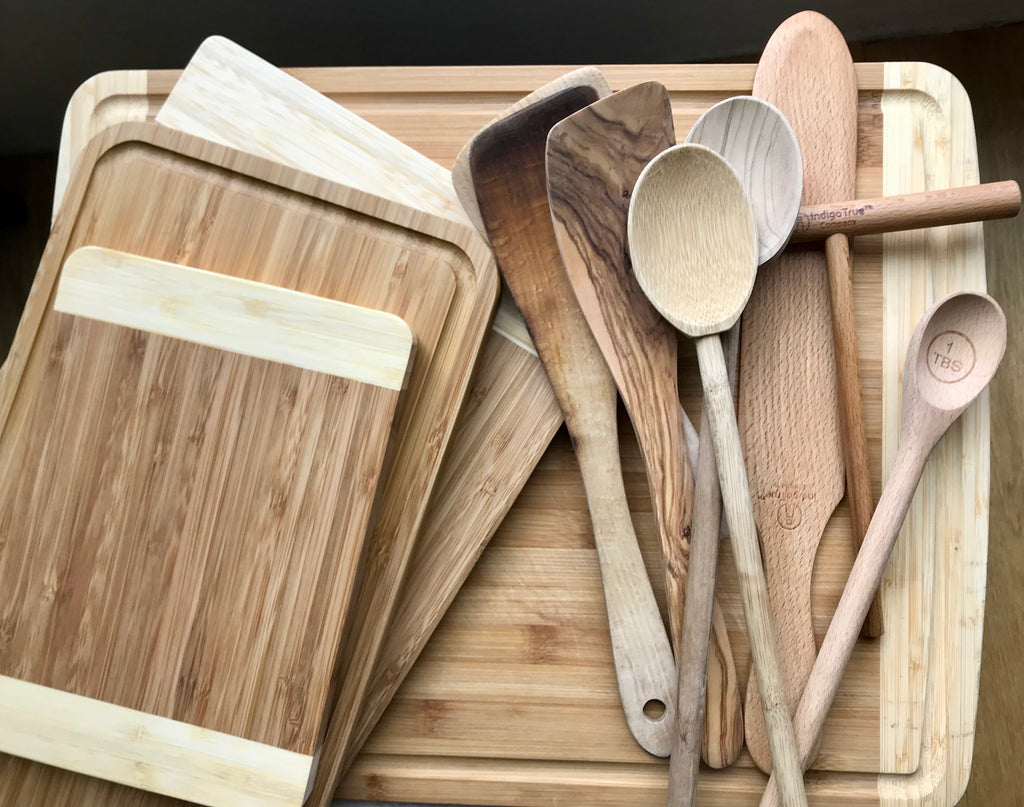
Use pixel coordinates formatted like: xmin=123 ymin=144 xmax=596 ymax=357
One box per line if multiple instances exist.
xmin=759 ymin=290 xmax=1006 ymax=807
xmin=546 ymin=80 xmax=744 ymax=771
xmin=743 ymin=9 xmax=867 ymax=771
xmin=658 ymin=93 xmax=802 ymax=801
xmin=628 ymin=143 xmax=807 ymax=807
xmin=464 ymin=83 xmax=678 ymax=756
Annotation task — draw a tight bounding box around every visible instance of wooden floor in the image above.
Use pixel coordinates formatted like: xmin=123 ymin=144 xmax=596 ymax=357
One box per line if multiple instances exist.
xmin=1 ymin=22 xmax=1021 ymax=807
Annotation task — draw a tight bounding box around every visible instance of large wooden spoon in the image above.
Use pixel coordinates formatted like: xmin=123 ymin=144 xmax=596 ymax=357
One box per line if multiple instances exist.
xmin=546 ymin=80 xmax=744 ymax=770
xmin=463 ymin=83 xmax=677 ymax=756
xmin=629 ymin=143 xmax=807 ymax=807
xmin=759 ymin=290 xmax=1006 ymax=807
xmin=743 ymin=9 xmax=866 ymax=771
xmin=661 ymin=93 xmax=802 ymax=802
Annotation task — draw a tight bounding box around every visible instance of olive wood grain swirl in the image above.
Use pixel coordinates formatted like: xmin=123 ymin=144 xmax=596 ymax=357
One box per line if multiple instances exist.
xmin=546 ymin=80 xmax=743 ymax=770
xmin=466 ymin=86 xmax=677 ymax=757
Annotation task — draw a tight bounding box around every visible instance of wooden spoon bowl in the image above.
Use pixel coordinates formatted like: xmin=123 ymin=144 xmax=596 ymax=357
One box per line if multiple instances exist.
xmin=685 ymin=96 xmax=802 ymax=264
xmin=628 ymin=144 xmax=757 ymax=335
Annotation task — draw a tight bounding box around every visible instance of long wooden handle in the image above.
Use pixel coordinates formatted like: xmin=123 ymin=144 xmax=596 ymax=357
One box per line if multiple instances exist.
xmin=791 ymin=180 xmax=1020 ymax=242
xmin=668 ymin=404 xmax=724 ymax=804
xmin=574 ymin=427 xmax=678 ymax=758
xmin=695 ymin=335 xmax=807 ymax=807
xmin=758 ymin=443 xmax=927 ymax=807
xmin=825 ymin=234 xmax=884 ymax=637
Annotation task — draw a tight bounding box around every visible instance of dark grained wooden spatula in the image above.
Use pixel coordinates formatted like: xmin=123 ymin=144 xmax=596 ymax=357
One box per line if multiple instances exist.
xmin=461 ymin=80 xmax=677 ymax=757
xmin=546 ymin=81 xmax=743 ymax=771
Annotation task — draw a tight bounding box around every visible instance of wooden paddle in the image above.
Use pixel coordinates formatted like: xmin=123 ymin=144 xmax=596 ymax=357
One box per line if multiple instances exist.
xmin=742 ymin=9 xmax=871 ymax=771
xmin=461 ymin=81 xmax=677 ymax=757
xmin=547 ymin=80 xmax=744 ymax=770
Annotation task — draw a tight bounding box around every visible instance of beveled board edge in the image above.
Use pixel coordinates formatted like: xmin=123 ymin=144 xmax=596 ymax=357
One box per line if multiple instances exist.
xmin=0 ymin=673 xmax=314 ymax=807
xmin=877 ymin=61 xmax=987 ymax=807
xmin=3 ymin=119 xmax=492 ymax=437
xmin=56 ymin=247 xmax=415 ymax=391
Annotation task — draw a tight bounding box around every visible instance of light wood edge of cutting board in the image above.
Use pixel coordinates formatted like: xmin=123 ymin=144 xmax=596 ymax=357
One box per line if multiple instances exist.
xmin=0 ymin=673 xmax=314 ymax=807
xmin=55 ymin=246 xmax=415 ymax=390
xmin=876 ymin=61 xmax=987 ymax=807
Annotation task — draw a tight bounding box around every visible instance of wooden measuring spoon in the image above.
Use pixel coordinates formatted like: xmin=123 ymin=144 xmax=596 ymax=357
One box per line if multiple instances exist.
xmin=657 ymin=93 xmax=802 ymax=801
xmin=463 ymin=83 xmax=677 ymax=756
xmin=742 ymin=9 xmax=869 ymax=771
xmin=546 ymin=81 xmax=744 ymax=771
xmin=759 ymin=290 xmax=1006 ymax=807
xmin=629 ymin=143 xmax=807 ymax=807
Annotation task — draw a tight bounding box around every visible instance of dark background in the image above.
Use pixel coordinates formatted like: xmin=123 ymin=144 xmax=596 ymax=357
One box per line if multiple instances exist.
xmin=2 ymin=0 xmax=1024 ymax=155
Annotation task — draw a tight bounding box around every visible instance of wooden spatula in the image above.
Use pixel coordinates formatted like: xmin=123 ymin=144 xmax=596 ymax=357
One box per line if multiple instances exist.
xmin=462 ymin=83 xmax=677 ymax=757
xmin=546 ymin=81 xmax=743 ymax=769
xmin=547 ymin=81 xmax=745 ymax=769
xmin=742 ymin=10 xmax=861 ymax=771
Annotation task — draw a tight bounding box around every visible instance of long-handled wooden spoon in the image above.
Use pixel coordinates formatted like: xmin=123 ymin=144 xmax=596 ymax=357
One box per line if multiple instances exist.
xmin=759 ymin=290 xmax=1006 ymax=807
xmin=547 ymin=80 xmax=744 ymax=771
xmin=463 ymin=82 xmax=678 ymax=757
xmin=661 ymin=93 xmax=803 ymax=802
xmin=743 ymin=10 xmax=868 ymax=771
xmin=629 ymin=143 xmax=807 ymax=807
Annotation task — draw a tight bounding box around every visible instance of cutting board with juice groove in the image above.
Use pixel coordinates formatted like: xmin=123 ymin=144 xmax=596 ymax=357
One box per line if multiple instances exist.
xmin=0 ymin=119 xmax=487 ymax=807
xmin=34 ymin=62 xmax=989 ymax=807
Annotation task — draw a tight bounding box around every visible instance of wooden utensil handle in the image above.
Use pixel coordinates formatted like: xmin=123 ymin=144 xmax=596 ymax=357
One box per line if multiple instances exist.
xmin=668 ymin=404 xmax=723 ymax=805
xmin=824 ymin=234 xmax=884 ymax=637
xmin=694 ymin=335 xmax=807 ymax=807
xmin=758 ymin=442 xmax=927 ymax=807
xmin=791 ymin=180 xmax=1021 ymax=241
xmin=574 ymin=431 xmax=678 ymax=757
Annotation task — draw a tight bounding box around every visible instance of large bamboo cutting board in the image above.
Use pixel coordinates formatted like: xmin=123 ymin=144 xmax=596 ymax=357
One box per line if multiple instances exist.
xmin=46 ymin=63 xmax=987 ymax=807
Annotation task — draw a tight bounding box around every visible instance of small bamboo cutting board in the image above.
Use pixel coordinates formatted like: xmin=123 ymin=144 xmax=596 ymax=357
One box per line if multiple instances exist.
xmin=31 ymin=62 xmax=990 ymax=807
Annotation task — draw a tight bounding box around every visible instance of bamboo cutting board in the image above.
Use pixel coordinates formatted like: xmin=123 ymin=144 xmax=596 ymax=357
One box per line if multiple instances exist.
xmin=41 ymin=62 xmax=988 ymax=807
xmin=0 ymin=120 xmax=487 ymax=807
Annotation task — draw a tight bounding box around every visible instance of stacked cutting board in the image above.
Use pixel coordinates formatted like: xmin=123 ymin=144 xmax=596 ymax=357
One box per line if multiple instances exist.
xmin=0 ymin=13 xmax=1006 ymax=807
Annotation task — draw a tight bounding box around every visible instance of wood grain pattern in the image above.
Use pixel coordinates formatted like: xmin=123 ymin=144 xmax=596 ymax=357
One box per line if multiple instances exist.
xmin=0 ymin=674 xmax=313 ymax=807
xmin=742 ymin=11 xmax=861 ymax=771
xmin=149 ymin=38 xmax=504 ymax=807
xmin=546 ymin=81 xmax=743 ymax=770
xmin=55 ymin=247 xmax=415 ymax=390
xmin=42 ymin=62 xmax=988 ymax=807
xmin=760 ymin=292 xmax=1005 ymax=807
xmin=465 ymin=80 xmax=678 ymax=756
xmin=0 ymin=124 xmax=443 ymax=805
xmin=684 ymin=96 xmax=803 ymax=265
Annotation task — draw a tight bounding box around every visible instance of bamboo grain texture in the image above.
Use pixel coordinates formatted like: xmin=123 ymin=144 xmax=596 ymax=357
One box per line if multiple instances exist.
xmin=32 ymin=61 xmax=990 ymax=807
xmin=152 ymin=38 xmax=503 ymax=807
xmin=0 ymin=125 xmax=440 ymax=806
